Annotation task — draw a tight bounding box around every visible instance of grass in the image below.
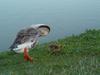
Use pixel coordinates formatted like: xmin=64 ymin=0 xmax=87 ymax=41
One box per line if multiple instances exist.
xmin=0 ymin=29 xmax=100 ymax=75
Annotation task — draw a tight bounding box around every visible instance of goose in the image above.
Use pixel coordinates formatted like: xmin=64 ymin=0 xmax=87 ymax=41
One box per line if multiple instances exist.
xmin=10 ymin=24 xmax=50 ymax=62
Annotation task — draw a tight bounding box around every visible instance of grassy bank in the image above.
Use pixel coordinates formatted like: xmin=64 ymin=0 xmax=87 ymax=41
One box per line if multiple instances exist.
xmin=0 ymin=29 xmax=100 ymax=75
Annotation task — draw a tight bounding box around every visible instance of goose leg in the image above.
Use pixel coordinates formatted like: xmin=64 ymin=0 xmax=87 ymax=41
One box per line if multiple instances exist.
xmin=24 ymin=48 xmax=33 ymax=63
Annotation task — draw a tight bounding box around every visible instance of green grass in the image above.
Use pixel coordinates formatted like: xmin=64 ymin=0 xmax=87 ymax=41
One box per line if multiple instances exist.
xmin=0 ymin=29 xmax=100 ymax=75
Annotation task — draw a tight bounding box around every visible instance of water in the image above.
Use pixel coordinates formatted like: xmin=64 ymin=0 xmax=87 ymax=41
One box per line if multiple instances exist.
xmin=0 ymin=0 xmax=100 ymax=51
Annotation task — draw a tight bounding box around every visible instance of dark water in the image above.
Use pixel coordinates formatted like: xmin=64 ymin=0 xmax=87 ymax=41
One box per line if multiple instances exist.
xmin=0 ymin=0 xmax=100 ymax=50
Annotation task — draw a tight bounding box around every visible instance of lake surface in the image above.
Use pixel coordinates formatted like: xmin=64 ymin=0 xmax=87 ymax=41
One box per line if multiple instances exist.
xmin=0 ymin=0 xmax=100 ymax=51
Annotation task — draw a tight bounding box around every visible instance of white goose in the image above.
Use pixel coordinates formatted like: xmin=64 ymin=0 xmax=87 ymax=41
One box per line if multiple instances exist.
xmin=10 ymin=24 xmax=50 ymax=62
